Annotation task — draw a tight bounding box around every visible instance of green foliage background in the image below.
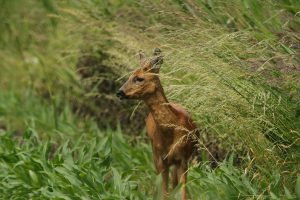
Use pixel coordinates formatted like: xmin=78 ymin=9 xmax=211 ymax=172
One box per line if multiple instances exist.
xmin=0 ymin=0 xmax=299 ymax=199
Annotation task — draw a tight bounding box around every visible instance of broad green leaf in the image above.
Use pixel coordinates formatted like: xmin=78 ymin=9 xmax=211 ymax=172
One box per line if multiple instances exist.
xmin=296 ymin=176 xmax=300 ymax=200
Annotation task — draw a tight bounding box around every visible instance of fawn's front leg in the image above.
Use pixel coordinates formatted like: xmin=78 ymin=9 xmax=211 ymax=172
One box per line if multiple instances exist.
xmin=161 ymin=166 xmax=169 ymax=199
xmin=158 ymin=156 xmax=169 ymax=199
xmin=153 ymin=149 xmax=169 ymax=199
xmin=178 ymin=160 xmax=188 ymax=200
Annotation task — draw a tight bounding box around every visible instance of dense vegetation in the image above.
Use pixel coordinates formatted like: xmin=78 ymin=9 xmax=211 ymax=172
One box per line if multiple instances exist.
xmin=0 ymin=0 xmax=299 ymax=199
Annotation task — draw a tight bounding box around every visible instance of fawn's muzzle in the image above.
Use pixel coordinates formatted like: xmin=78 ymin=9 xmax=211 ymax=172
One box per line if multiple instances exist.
xmin=116 ymin=90 xmax=127 ymax=100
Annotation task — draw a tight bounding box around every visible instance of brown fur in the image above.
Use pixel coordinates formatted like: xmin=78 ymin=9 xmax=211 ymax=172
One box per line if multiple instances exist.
xmin=117 ymin=49 xmax=198 ymax=200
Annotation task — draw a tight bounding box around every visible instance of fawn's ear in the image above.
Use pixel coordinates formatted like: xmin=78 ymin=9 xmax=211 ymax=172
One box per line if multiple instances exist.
xmin=140 ymin=48 xmax=163 ymax=73
xmin=139 ymin=50 xmax=147 ymax=65
xmin=149 ymin=48 xmax=163 ymax=73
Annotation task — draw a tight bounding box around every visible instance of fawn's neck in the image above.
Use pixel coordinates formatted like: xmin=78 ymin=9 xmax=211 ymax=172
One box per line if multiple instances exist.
xmin=144 ymin=83 xmax=176 ymax=125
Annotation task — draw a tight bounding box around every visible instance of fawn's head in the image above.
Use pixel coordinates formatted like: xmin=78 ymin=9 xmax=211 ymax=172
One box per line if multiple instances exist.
xmin=116 ymin=48 xmax=164 ymax=100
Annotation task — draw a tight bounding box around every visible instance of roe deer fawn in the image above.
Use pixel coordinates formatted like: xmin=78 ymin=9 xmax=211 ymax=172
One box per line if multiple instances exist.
xmin=116 ymin=48 xmax=199 ymax=200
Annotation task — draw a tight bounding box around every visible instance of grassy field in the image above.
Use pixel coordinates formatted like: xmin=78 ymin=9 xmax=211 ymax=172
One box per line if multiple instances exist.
xmin=0 ymin=0 xmax=300 ymax=199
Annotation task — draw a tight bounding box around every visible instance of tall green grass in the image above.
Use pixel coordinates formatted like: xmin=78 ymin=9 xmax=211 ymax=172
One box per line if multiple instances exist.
xmin=1 ymin=125 xmax=299 ymax=199
xmin=0 ymin=0 xmax=299 ymax=199
xmin=91 ymin=0 xmax=299 ymax=183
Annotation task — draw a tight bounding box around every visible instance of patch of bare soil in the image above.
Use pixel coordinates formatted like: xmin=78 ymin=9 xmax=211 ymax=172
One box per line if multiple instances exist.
xmin=0 ymin=122 xmax=6 ymax=131
xmin=195 ymin=129 xmax=247 ymax=168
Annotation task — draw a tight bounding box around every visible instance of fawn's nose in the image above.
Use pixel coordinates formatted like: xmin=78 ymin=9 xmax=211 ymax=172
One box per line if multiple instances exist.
xmin=116 ymin=90 xmax=126 ymax=100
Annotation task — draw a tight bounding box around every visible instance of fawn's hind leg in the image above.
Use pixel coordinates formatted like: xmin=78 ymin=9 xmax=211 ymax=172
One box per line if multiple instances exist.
xmin=172 ymin=165 xmax=178 ymax=188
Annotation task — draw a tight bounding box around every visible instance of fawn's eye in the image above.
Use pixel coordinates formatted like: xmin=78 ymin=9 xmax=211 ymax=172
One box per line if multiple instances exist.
xmin=134 ymin=77 xmax=144 ymax=83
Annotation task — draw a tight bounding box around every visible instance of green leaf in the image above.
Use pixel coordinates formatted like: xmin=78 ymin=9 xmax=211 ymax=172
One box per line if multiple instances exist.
xmin=296 ymin=176 xmax=300 ymax=200
xmin=29 ymin=169 xmax=39 ymax=186
xmin=281 ymin=43 xmax=295 ymax=55
xmin=284 ymin=186 xmax=293 ymax=199
xmin=270 ymin=191 xmax=279 ymax=200
xmin=55 ymin=166 xmax=81 ymax=188
xmin=112 ymin=167 xmax=122 ymax=193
